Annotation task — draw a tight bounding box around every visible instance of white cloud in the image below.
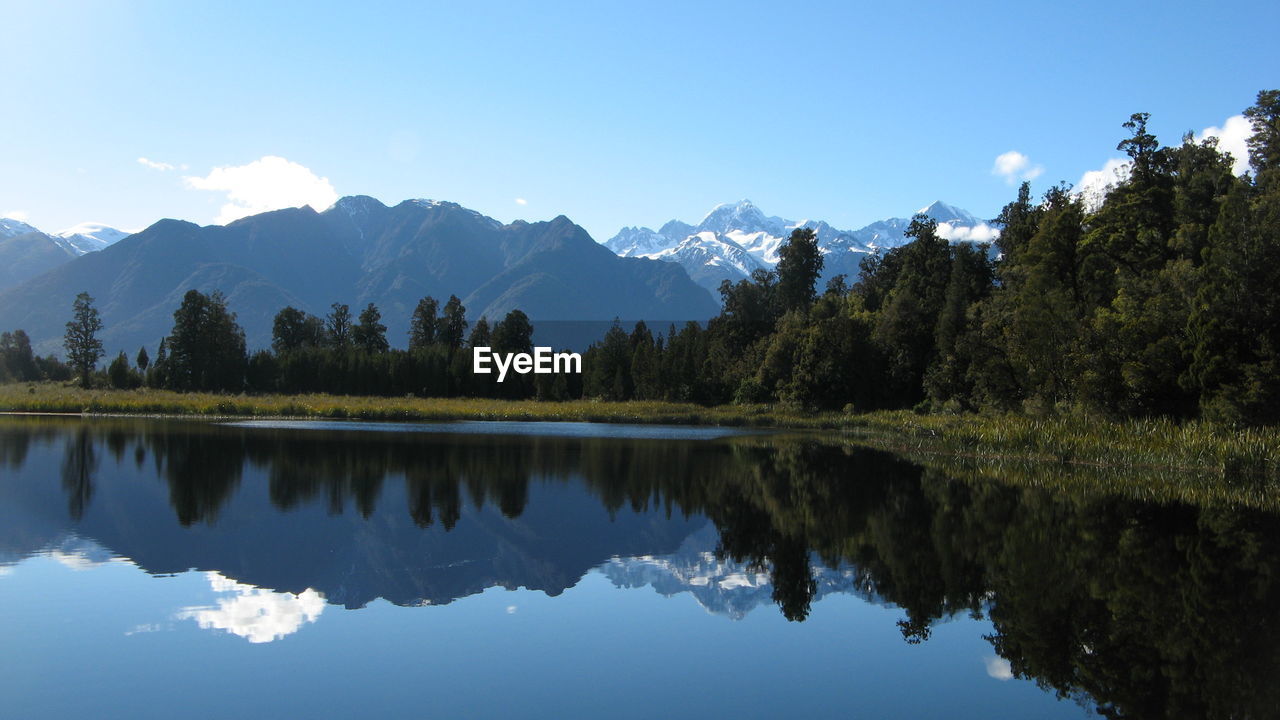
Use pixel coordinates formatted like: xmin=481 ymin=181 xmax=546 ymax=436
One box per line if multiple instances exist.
xmin=2 ymin=209 xmax=30 ymax=222
xmin=184 ymin=155 xmax=339 ymax=225
xmin=1198 ymin=114 xmax=1252 ymax=176
xmin=137 ymin=157 xmax=175 ymax=171
xmin=0 ymin=564 xmax=13 ymax=577
xmin=1076 ymin=158 xmax=1131 ymax=210
xmin=514 ymin=197 xmax=528 ymax=206
xmin=992 ymin=151 xmax=1044 ymax=184
xmin=506 ymin=605 xmax=518 ymax=614
xmin=984 ymin=655 xmax=1014 ymax=681
xmin=937 ymin=221 xmax=1000 ymax=243
xmin=178 ymin=571 xmax=325 ymax=643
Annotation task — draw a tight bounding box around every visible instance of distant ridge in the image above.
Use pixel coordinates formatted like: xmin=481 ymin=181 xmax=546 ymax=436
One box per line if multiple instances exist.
xmin=0 ymin=198 xmax=719 ymax=355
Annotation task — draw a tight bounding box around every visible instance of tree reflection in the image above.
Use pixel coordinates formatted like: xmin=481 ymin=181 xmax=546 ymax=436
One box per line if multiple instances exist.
xmin=60 ymin=428 xmax=97 ymax=521
xmin=18 ymin=417 xmax=1280 ymax=718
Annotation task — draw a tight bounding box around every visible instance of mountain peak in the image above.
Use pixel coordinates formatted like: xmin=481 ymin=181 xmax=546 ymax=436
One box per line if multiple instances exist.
xmin=0 ymin=217 xmax=40 ymax=240
xmin=333 ymin=195 xmax=387 ymax=213
xmin=916 ymin=200 xmax=978 ymax=224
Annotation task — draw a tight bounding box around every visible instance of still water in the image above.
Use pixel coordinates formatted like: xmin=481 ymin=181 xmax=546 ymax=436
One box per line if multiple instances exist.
xmin=1 ymin=416 xmax=1276 ymax=719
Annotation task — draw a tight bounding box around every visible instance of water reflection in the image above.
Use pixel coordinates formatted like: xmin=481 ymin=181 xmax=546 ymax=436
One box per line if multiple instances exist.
xmin=1 ymin=417 xmax=1278 ymax=717
xmin=177 ymin=572 xmax=325 ymax=644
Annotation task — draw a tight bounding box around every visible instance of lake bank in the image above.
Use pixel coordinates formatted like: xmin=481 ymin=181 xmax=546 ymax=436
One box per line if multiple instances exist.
xmin=3 ymin=382 xmax=1278 ymax=482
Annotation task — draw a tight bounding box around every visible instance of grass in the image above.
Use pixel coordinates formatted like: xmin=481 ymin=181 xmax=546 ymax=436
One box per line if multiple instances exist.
xmin=841 ymin=410 xmax=1280 ymax=480
xmin=0 ymin=382 xmax=845 ymax=428
xmin=4 ymin=382 xmax=1279 ymax=484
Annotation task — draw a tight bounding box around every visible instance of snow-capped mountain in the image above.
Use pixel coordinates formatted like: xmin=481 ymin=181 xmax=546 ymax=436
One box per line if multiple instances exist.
xmin=53 ymin=222 xmax=132 ymax=255
xmin=0 ymin=218 xmax=133 ymax=292
xmin=604 ymin=199 xmax=999 ymax=296
xmin=599 ymin=525 xmax=880 ymax=620
xmin=0 ymin=217 xmax=41 ymax=240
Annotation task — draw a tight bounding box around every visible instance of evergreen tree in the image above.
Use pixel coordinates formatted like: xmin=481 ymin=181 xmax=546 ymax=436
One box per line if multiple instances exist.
xmin=409 ymin=296 xmax=440 ymax=350
xmin=166 ymin=290 xmax=247 ymax=392
xmin=1 ymin=330 xmax=39 ymax=382
xmin=107 ymin=351 xmax=133 ymax=389
xmin=492 ymin=310 xmax=534 ymax=356
xmin=326 ymin=303 xmax=353 ymax=349
xmin=353 ymin=303 xmax=389 ymax=353
xmin=468 ymin=316 xmax=491 ymax=348
xmin=440 ymin=295 xmax=468 ymax=351
xmin=136 ymin=346 xmax=150 ymax=372
xmin=272 ymin=307 xmax=326 ymax=355
xmin=64 ymin=292 xmax=104 ymax=387
xmin=872 ymin=216 xmax=952 ymax=406
xmin=776 ymin=227 xmax=824 ymax=313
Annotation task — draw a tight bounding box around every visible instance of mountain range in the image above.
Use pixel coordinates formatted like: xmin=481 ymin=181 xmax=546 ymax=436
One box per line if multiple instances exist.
xmin=0 ymin=198 xmax=717 ymax=355
xmin=0 ymin=197 xmax=996 ymax=357
xmin=605 ymin=200 xmax=999 ymax=295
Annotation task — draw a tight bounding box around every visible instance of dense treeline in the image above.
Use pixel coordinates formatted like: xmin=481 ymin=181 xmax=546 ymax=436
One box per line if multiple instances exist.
xmin=0 ymin=329 xmax=71 ymax=384
xmin=13 ymin=89 xmax=1279 ymax=425
xmin=81 ymin=288 xmax=584 ymax=400
xmin=585 ymin=89 xmax=1280 ymax=425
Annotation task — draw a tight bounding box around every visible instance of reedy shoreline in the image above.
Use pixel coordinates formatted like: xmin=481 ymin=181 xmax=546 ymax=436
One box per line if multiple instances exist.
xmin=3 ymin=383 xmax=1278 ymax=484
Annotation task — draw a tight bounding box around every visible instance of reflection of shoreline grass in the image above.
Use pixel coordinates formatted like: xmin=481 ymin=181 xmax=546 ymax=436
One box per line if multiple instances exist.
xmin=3 ymin=383 xmax=1279 ymax=480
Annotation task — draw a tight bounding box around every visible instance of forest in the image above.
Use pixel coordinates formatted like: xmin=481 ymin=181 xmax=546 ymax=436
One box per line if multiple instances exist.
xmin=5 ymin=89 xmax=1278 ymax=426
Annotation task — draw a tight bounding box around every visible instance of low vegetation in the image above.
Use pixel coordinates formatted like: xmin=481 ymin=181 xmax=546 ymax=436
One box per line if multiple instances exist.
xmin=4 ymin=383 xmax=1279 ymax=485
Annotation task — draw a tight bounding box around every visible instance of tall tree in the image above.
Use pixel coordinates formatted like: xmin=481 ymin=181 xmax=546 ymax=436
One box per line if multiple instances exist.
xmin=64 ymin=292 xmax=104 ymax=387
xmin=272 ymin=307 xmax=326 ymax=355
xmin=440 ymin=295 xmax=468 ymax=351
xmin=1 ymin=330 xmax=40 ymax=382
xmin=409 ymin=296 xmax=440 ymax=350
xmin=776 ymin=227 xmax=824 ymax=313
xmin=492 ymin=310 xmax=534 ymax=356
xmin=326 ymin=303 xmax=353 ymax=349
xmin=353 ymin=303 xmax=389 ymax=353
xmin=1244 ymin=88 xmax=1280 ymax=182
xmin=167 ymin=290 xmax=247 ymax=392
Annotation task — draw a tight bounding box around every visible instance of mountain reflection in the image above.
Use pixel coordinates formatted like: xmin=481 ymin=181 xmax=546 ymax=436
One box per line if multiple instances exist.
xmin=2 ymin=417 xmax=1279 ymax=717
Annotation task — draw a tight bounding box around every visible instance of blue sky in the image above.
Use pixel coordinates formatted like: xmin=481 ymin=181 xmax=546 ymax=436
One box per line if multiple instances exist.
xmin=2 ymin=0 xmax=1277 ymax=240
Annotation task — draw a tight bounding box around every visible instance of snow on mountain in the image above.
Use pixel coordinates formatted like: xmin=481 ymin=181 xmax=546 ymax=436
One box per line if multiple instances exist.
xmin=603 ymin=199 xmax=998 ymax=296
xmin=599 ymin=524 xmax=880 ymax=620
xmin=650 ymin=231 xmax=769 ymax=290
xmin=53 ymin=222 xmax=132 ymax=255
xmin=605 ymin=226 xmax=673 ymax=256
xmin=0 ymin=217 xmax=41 ymax=240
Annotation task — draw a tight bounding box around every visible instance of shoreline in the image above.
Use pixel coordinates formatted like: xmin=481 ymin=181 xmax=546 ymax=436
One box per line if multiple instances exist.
xmin=3 ymin=383 xmax=1279 ymax=480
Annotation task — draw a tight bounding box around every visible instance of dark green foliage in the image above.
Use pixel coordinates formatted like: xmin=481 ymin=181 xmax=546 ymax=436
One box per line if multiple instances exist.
xmin=408 ymin=296 xmax=439 ymax=350
xmin=166 ymin=290 xmax=247 ymax=392
xmin=107 ymin=351 xmax=137 ymax=389
xmin=776 ymin=227 xmax=824 ymax=312
xmin=440 ymin=295 xmax=468 ymax=352
xmin=272 ymin=307 xmax=326 ymax=355
xmin=15 ymin=89 xmax=1276 ymax=428
xmin=325 ymin=303 xmax=352 ymax=349
xmin=353 ymin=303 xmax=389 ymax=354
xmin=468 ymin=316 xmax=491 ymax=348
xmin=136 ymin=346 xmax=150 ymax=372
xmin=64 ymin=292 xmax=104 ymax=387
xmin=1 ymin=330 xmax=41 ymax=382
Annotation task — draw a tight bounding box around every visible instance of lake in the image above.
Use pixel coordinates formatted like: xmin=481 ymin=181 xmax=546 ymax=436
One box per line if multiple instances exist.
xmin=1 ymin=416 xmax=1276 ymax=718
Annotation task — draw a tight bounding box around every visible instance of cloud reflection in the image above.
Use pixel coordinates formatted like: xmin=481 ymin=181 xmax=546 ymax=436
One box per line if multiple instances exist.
xmin=984 ymin=655 xmax=1014 ymax=681
xmin=178 ymin=572 xmax=325 ymax=643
